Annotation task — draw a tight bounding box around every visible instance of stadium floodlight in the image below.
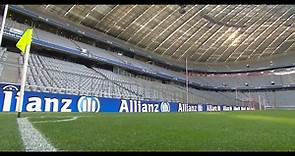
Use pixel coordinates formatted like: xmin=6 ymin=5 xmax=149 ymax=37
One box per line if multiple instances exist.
xmin=179 ymin=5 xmax=186 ymax=14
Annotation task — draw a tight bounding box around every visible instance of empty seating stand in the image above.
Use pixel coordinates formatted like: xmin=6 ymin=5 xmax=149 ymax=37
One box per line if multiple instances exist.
xmin=16 ymin=52 xmax=242 ymax=105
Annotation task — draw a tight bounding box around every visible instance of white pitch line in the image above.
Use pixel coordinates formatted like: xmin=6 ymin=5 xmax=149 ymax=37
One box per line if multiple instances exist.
xmin=32 ymin=116 xmax=79 ymax=124
xmin=17 ymin=117 xmax=57 ymax=152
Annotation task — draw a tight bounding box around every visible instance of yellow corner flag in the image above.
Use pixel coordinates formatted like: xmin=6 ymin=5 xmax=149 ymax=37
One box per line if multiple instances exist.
xmin=16 ymin=28 xmax=33 ymax=55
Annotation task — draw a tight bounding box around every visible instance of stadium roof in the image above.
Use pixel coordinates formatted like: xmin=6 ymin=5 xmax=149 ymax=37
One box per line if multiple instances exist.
xmin=23 ymin=5 xmax=295 ymax=63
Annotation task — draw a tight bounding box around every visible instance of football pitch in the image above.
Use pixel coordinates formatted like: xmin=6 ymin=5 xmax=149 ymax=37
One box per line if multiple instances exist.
xmin=1 ymin=110 xmax=295 ymax=151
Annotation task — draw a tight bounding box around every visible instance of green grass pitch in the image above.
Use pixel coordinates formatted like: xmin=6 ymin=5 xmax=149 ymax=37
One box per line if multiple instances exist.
xmin=1 ymin=110 xmax=295 ymax=151
xmin=0 ymin=113 xmax=23 ymax=151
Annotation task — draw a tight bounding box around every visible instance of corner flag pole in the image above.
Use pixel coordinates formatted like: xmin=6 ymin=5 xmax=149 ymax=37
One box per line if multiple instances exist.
xmin=17 ymin=43 xmax=30 ymax=118
xmin=0 ymin=4 xmax=8 ymax=46
xmin=16 ymin=28 xmax=33 ymax=118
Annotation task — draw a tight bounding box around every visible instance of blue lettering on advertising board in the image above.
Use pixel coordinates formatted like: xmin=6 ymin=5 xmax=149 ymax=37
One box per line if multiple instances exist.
xmin=0 ymin=83 xmax=254 ymax=112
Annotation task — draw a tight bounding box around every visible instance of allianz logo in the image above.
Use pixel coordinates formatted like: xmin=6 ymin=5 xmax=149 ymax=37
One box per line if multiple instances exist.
xmin=0 ymin=84 xmax=100 ymax=112
xmin=1 ymin=85 xmax=21 ymax=112
xmin=178 ymin=103 xmax=199 ymax=112
xmin=119 ymin=100 xmax=170 ymax=112
xmin=77 ymin=96 xmax=100 ymax=112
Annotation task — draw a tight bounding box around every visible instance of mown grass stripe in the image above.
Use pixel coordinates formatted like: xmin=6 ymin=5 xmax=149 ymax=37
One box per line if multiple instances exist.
xmin=27 ymin=111 xmax=295 ymax=151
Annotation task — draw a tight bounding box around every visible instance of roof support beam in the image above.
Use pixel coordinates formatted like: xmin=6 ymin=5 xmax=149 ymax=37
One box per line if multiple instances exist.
xmin=126 ymin=5 xmax=168 ymax=42
xmin=201 ymin=6 xmax=247 ymax=62
xmin=178 ymin=5 xmax=227 ymax=61
xmin=159 ymin=5 xmax=207 ymax=56
xmin=207 ymin=5 xmax=253 ymax=62
xmin=194 ymin=5 xmax=240 ymax=62
xmin=204 ymin=27 xmax=237 ymax=61
xmin=45 ymin=5 xmax=50 ymax=9
xmin=163 ymin=5 xmax=208 ymax=57
xmin=116 ymin=5 xmax=154 ymax=38
xmin=64 ymin=5 xmax=75 ymax=16
xmin=253 ymin=8 xmax=293 ymax=58
xmin=78 ymin=5 xmax=97 ymax=24
xmin=260 ymin=13 xmax=294 ymax=57
xmin=180 ymin=5 xmax=231 ymax=61
xmin=285 ymin=42 xmax=295 ymax=53
xmin=154 ymin=5 xmax=202 ymax=54
xmin=221 ymin=5 xmax=270 ymax=62
xmin=224 ymin=5 xmax=278 ymax=62
xmin=175 ymin=5 xmax=218 ymax=60
xmin=244 ymin=7 xmax=292 ymax=59
xmin=105 ymin=5 xmax=137 ymax=33
xmin=144 ymin=5 xmax=196 ymax=51
xmin=215 ymin=5 xmax=258 ymax=62
xmin=93 ymin=5 xmax=119 ymax=29
xmin=174 ymin=6 xmax=220 ymax=60
xmin=135 ymin=6 xmax=181 ymax=47
xmin=233 ymin=5 xmax=282 ymax=62
xmin=270 ymin=29 xmax=295 ymax=55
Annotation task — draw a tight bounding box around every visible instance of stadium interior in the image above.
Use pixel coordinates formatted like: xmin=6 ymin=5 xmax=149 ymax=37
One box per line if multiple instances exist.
xmin=0 ymin=4 xmax=294 ymax=110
